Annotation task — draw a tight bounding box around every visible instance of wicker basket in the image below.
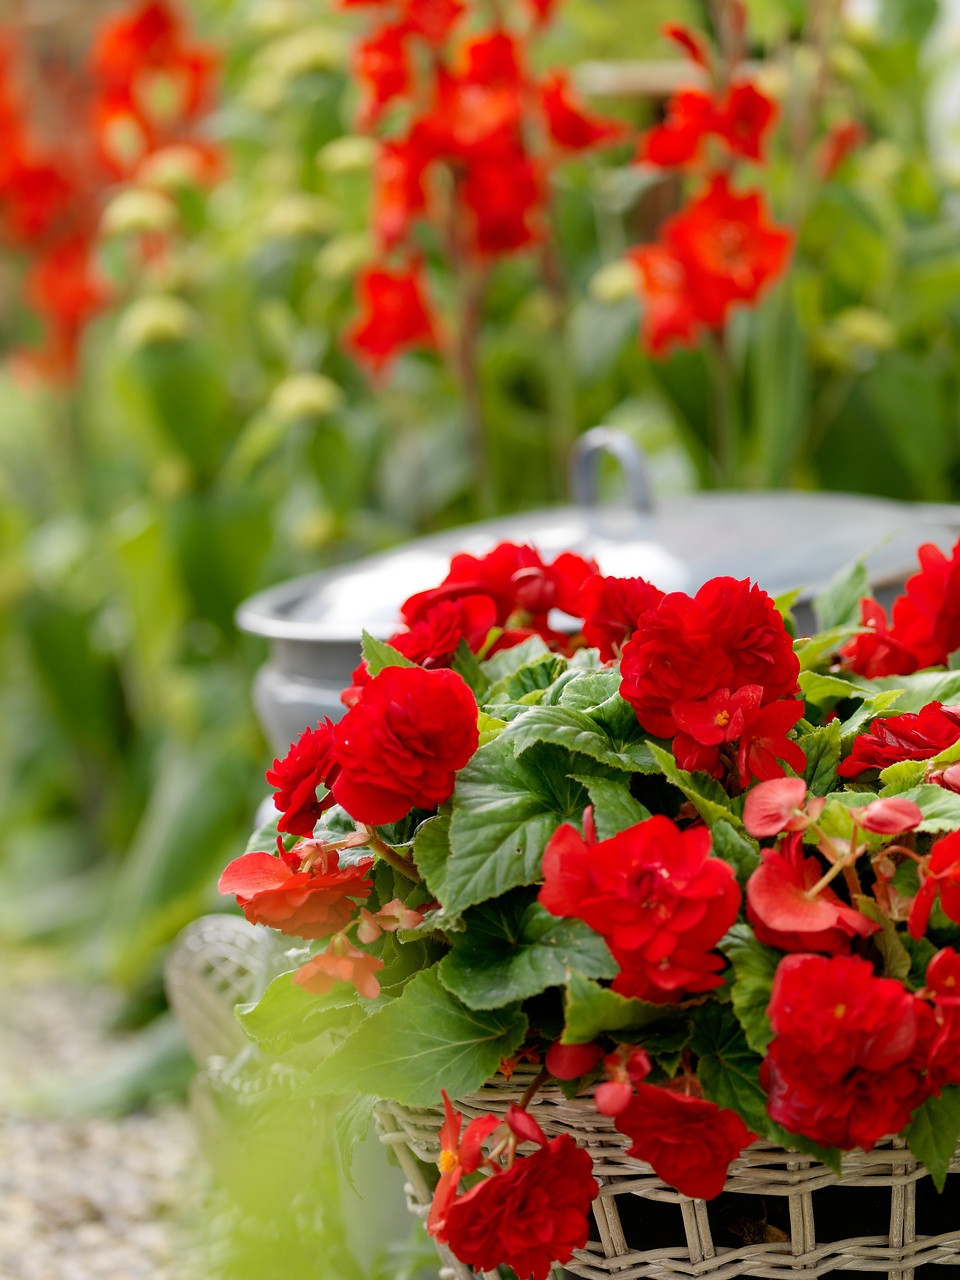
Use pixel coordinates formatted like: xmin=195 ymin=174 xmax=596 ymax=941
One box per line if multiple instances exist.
xmin=375 ymin=1067 xmax=960 ymax=1280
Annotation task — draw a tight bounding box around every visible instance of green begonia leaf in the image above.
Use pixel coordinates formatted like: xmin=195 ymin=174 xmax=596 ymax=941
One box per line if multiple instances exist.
xmin=799 ymin=720 xmax=842 ymax=796
xmin=813 ymin=555 xmax=871 ymax=632
xmin=438 ymin=896 xmax=616 ymax=1010
xmin=561 ymin=972 xmax=674 ymax=1044
xmin=413 ymin=815 xmax=452 ymax=902
xmin=480 ymin=636 xmax=550 ymax=682
xmin=870 ymin=669 xmax=960 ymax=713
xmin=361 ymin=631 xmax=416 ymax=676
xmin=718 ymin=925 xmax=778 ymax=1055
xmin=445 ymin=738 xmax=608 ymax=915
xmin=711 ymin=821 xmax=761 ymax=889
xmin=236 ymin=972 xmax=358 ymax=1054
xmin=451 ymin=639 xmax=491 ymax=701
xmin=907 ymin=1086 xmax=960 ymax=1192
xmin=500 ymin=704 xmax=658 ymax=773
xmin=569 ymin=774 xmax=650 ymax=840
xmin=486 ymin=655 xmax=567 ymax=705
xmin=301 ymin=968 xmax=527 ymax=1106
xmin=336 ymin=1094 xmax=376 ymax=1197
xmin=648 ymin=743 xmax=745 ymax=830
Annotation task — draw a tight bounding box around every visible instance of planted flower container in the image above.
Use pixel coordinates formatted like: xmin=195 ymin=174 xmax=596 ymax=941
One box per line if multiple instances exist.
xmin=218 ymin=529 xmax=960 ymax=1280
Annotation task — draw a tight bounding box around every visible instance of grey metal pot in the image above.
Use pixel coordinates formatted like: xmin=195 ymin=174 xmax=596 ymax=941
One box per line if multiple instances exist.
xmin=237 ymin=428 xmax=960 ymax=752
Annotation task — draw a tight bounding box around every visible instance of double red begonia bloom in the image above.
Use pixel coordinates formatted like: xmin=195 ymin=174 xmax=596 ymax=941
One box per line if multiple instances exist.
xmin=841 ymin=539 xmax=960 ymax=676
xmin=342 ymin=594 xmax=496 ymax=707
xmin=266 ymin=720 xmax=340 ymax=837
xmin=577 ymin=574 xmax=664 ymax=662
xmin=539 ymin=815 xmax=740 ymax=1002
xmin=926 ymin=948 xmax=960 ymax=1093
xmin=615 ymin=1085 xmax=752 ymax=1201
xmin=402 ymin=542 xmax=596 ymax=648
xmin=908 ymin=830 xmax=960 ymax=940
xmin=837 ymin=701 xmax=960 ymax=779
xmin=761 ymin=954 xmax=932 ymax=1150
xmin=620 ymin=576 xmax=799 ymax=740
xmin=435 ymin=1122 xmax=598 ymax=1280
xmin=218 ymin=848 xmax=374 ymax=939
xmin=332 ymin=665 xmax=479 ymax=825
xmin=391 ymin=594 xmax=497 ymax=666
xmin=746 ymin=834 xmax=879 ymax=955
xmin=293 ymin=935 xmax=385 ymax=999
xmin=346 ymin=260 xmax=439 ymax=374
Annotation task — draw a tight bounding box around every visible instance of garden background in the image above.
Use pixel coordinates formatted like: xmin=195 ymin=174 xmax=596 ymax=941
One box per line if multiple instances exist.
xmin=2 ymin=0 xmax=960 ymax=1275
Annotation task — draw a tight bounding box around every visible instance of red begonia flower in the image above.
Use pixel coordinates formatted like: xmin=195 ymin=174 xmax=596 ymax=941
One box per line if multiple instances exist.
xmin=544 ymin=1040 xmax=604 ymax=1081
xmin=595 ymin=1044 xmax=652 ymax=1115
xmin=539 ymin=72 xmax=626 ymax=152
xmin=737 ymin=697 xmax=807 ymax=788
xmin=926 ymin=948 xmax=960 ymax=1093
xmin=332 ymin=665 xmax=479 ymax=825
xmin=743 ymin=776 xmax=823 ymax=838
xmin=435 ymin=1134 xmax=598 ymax=1280
xmin=389 ymin=594 xmax=498 ymax=667
xmin=218 ymin=848 xmax=374 ymax=939
xmin=664 ymin=174 xmax=792 ymax=329
xmin=427 ymin=1092 xmax=501 ymax=1237
xmin=931 ymin=762 xmax=960 ymax=794
xmin=909 ymin=830 xmax=960 ymax=940
xmin=615 ymin=1085 xmax=752 ymax=1201
xmin=577 ymin=574 xmax=664 ymax=661
xmin=673 ymin=684 xmax=761 ymax=747
xmin=620 ymin=577 xmax=797 ymax=739
xmin=839 ymin=597 xmax=928 ymax=678
xmin=265 ymin=719 xmax=340 ymax=837
xmin=746 ymin=834 xmax=879 ymax=954
xmin=854 ymin=796 xmax=923 ymax=835
xmin=402 ymin=542 xmax=545 ymax=627
xmin=761 ymin=954 xmax=931 ymax=1150
xmin=713 ymin=81 xmax=777 ymax=162
xmin=901 ymin=537 xmax=960 ymax=665
xmin=293 ymin=935 xmax=385 ymax=999
xmin=346 ymin=260 xmax=438 ymax=374
xmin=538 ymin=816 xmax=740 ymax=1003
xmin=837 ymin=701 xmax=960 ymax=779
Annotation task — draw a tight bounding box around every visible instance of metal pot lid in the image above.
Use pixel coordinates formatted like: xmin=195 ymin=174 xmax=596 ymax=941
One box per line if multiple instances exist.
xmin=236 ymin=429 xmax=960 ymax=645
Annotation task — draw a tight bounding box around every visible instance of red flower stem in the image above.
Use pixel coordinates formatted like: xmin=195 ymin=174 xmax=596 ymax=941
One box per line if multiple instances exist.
xmin=518 ymin=1067 xmax=550 ymax=1110
xmin=368 ymin=829 xmax=421 ymax=882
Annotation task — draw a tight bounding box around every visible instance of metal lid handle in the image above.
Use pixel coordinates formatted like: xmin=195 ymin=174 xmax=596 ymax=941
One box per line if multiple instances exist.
xmin=570 ymin=427 xmax=654 ymax=512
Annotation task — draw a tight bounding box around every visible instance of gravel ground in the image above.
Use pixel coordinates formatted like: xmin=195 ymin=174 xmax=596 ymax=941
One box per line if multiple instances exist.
xmin=0 ymin=949 xmax=199 ymax=1280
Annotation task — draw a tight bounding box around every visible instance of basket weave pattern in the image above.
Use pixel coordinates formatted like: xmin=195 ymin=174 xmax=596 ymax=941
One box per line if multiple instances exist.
xmin=375 ymin=1067 xmax=960 ymax=1280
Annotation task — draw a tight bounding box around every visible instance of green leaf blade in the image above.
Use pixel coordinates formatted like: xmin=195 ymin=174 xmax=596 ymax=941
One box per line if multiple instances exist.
xmin=301 ymin=968 xmax=528 ymax=1106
